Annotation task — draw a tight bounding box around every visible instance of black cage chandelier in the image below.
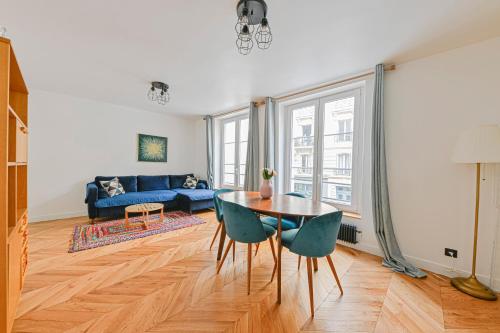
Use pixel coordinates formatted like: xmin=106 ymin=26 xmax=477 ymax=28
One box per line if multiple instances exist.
xmin=235 ymin=0 xmax=272 ymax=55
xmin=147 ymin=81 xmax=170 ymax=105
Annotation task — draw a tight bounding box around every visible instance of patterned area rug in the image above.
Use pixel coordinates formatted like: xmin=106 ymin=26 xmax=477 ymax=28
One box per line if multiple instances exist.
xmin=69 ymin=211 xmax=206 ymax=253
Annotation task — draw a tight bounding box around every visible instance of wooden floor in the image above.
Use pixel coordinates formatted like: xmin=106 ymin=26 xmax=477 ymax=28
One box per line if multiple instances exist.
xmin=12 ymin=211 xmax=500 ymax=333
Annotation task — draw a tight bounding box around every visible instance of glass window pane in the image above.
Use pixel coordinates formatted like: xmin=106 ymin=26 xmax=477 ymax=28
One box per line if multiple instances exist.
xmin=290 ymin=105 xmax=315 ymax=194
xmin=239 ymin=141 xmax=247 ymax=164
xmin=291 ymin=179 xmax=313 ymax=198
xmin=322 ymin=96 xmax=355 ymax=205
xmin=239 ymin=174 xmax=245 ymax=186
xmin=224 ymin=121 xmax=236 ymax=143
xmin=224 ymin=164 xmax=235 ymax=174
xmin=224 ymin=143 xmax=235 ymax=164
xmin=239 ymin=118 xmax=249 ymax=142
xmin=223 ymin=173 xmax=235 ymax=185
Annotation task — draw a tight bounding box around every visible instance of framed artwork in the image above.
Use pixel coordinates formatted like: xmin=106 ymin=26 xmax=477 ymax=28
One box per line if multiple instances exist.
xmin=138 ymin=134 xmax=168 ymax=162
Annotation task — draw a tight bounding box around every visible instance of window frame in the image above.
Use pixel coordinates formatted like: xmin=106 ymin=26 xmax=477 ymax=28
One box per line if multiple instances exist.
xmin=284 ymin=86 xmax=365 ymax=213
xmin=220 ymin=114 xmax=249 ymax=189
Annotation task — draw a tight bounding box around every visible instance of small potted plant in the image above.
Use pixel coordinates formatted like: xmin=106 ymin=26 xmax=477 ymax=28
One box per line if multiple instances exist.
xmin=260 ymin=168 xmax=277 ymax=199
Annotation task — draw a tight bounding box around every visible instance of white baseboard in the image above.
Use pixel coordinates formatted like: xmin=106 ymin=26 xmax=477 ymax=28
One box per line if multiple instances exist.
xmin=341 ymin=242 xmax=500 ymax=292
xmin=29 ymin=210 xmax=87 ymax=223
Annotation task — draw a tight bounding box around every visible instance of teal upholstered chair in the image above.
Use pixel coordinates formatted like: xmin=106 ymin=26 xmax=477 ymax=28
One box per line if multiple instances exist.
xmin=210 ymin=189 xmax=234 ymax=250
xmin=261 ymin=192 xmax=306 ymax=230
xmin=216 ymin=201 xmax=278 ymax=295
xmin=255 ymin=192 xmax=307 ymax=257
xmin=281 ymin=211 xmax=344 ymax=317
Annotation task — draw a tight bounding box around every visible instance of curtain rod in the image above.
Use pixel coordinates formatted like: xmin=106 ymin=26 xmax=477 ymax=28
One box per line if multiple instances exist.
xmin=211 ymin=64 xmax=395 ymax=118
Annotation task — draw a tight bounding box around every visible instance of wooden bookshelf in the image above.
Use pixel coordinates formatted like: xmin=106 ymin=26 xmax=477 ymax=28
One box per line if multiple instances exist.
xmin=1 ymin=37 xmax=29 ymax=333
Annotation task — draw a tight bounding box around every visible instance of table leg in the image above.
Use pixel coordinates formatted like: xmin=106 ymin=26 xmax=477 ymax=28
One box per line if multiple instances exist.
xmin=216 ymin=222 xmax=227 ymax=260
xmin=313 ymin=258 xmax=318 ymax=272
xmin=125 ymin=211 xmax=129 ymax=229
xmin=145 ymin=211 xmax=149 ymax=229
xmin=277 ymin=214 xmax=282 ymax=304
xmin=160 ymin=208 xmax=164 ymax=221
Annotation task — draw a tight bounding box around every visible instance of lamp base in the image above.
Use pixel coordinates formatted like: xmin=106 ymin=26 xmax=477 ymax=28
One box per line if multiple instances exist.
xmin=451 ymin=275 xmax=497 ymax=301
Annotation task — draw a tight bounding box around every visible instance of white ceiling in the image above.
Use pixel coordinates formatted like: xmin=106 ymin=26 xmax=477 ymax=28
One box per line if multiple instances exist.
xmin=3 ymin=0 xmax=500 ymax=116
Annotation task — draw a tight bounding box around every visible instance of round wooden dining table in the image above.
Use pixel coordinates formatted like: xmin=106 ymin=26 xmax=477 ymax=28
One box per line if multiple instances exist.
xmin=217 ymin=191 xmax=338 ymax=304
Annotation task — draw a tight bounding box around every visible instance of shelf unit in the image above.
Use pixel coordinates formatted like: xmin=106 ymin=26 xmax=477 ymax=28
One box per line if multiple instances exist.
xmin=1 ymin=37 xmax=29 ymax=333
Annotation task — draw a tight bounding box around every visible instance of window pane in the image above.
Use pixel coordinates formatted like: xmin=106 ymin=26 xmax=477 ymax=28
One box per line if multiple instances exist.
xmin=224 ymin=164 xmax=235 ymax=174
xmin=224 ymin=143 xmax=235 ymax=164
xmin=290 ymin=105 xmax=315 ymax=195
xmin=291 ymin=179 xmax=313 ymax=198
xmin=223 ymin=173 xmax=235 ymax=185
xmin=239 ymin=141 xmax=247 ymax=164
xmin=240 ymin=118 xmax=249 ymax=142
xmin=322 ymin=96 xmax=355 ymax=205
xmin=239 ymin=174 xmax=245 ymax=186
xmin=224 ymin=121 xmax=236 ymax=143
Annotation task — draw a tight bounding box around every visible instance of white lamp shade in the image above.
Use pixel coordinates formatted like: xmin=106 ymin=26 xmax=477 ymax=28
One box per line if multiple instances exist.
xmin=452 ymin=125 xmax=500 ymax=163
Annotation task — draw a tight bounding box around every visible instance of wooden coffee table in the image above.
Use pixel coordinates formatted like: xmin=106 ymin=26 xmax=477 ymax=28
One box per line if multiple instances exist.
xmin=125 ymin=203 xmax=164 ymax=229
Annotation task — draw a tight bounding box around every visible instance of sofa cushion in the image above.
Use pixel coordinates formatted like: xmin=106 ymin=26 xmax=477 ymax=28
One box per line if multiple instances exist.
xmin=196 ymin=182 xmax=207 ymax=189
xmin=94 ymin=190 xmax=178 ymax=208
xmin=138 ymin=175 xmax=170 ymax=191
xmin=170 ymin=173 xmax=194 ymax=189
xmin=173 ymin=188 xmax=215 ymax=201
xmin=95 ymin=176 xmax=137 ymax=198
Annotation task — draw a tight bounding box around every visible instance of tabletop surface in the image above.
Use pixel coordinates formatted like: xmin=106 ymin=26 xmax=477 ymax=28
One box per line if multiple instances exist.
xmin=125 ymin=203 xmax=164 ymax=212
xmin=218 ymin=191 xmax=338 ymax=217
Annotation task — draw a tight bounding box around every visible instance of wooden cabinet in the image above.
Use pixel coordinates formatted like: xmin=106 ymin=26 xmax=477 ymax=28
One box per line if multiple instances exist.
xmin=1 ymin=37 xmax=29 ymax=333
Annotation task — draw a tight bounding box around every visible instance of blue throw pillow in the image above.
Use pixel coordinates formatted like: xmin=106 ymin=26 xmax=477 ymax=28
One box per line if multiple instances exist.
xmin=196 ymin=182 xmax=207 ymax=189
xmin=169 ymin=173 xmax=194 ymax=189
xmin=138 ymin=175 xmax=170 ymax=191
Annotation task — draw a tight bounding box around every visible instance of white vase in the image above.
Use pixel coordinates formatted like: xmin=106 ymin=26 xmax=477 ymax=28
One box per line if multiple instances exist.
xmin=260 ymin=179 xmax=273 ymax=199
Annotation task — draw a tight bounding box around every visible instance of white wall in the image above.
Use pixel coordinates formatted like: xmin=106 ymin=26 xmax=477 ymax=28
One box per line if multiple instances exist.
xmin=28 ymin=90 xmax=202 ymax=222
xmin=384 ymin=37 xmax=500 ymax=286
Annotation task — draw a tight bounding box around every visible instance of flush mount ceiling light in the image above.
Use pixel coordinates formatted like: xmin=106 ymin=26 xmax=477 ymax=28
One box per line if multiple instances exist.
xmin=147 ymin=81 xmax=170 ymax=105
xmin=235 ymin=0 xmax=272 ymax=55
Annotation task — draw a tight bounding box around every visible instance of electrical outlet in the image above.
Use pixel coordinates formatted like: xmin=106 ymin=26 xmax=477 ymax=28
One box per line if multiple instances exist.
xmin=445 ymin=248 xmax=458 ymax=258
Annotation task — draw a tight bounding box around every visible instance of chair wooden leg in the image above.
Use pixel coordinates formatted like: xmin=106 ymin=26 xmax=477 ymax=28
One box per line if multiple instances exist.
xmin=269 ymin=237 xmax=277 ymax=282
xmin=254 ymin=243 xmax=260 ymax=256
xmin=232 ymin=241 xmax=236 ymax=262
xmin=298 ymin=255 xmax=302 ymax=270
xmin=326 ymin=255 xmax=343 ymax=295
xmin=209 ymin=223 xmax=222 ymax=250
xmin=306 ymin=257 xmax=315 ymax=317
xmin=247 ymin=243 xmax=252 ymax=295
xmin=216 ymin=223 xmax=227 ymax=260
xmin=216 ymin=239 xmax=234 ymax=274
xmin=313 ymin=258 xmax=318 ymax=272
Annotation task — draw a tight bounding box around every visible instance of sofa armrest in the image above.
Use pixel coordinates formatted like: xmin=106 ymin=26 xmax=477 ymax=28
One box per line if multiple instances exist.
xmin=85 ymin=182 xmax=99 ymax=204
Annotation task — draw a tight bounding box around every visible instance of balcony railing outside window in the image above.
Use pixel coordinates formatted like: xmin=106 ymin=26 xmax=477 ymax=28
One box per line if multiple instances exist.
xmin=293 ymin=136 xmax=314 ymax=147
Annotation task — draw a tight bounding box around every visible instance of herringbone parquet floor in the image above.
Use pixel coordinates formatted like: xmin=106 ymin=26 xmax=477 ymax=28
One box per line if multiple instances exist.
xmin=12 ymin=211 xmax=500 ymax=332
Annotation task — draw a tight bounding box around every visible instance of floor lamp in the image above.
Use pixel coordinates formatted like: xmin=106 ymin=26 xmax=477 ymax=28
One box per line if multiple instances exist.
xmin=451 ymin=125 xmax=500 ymax=301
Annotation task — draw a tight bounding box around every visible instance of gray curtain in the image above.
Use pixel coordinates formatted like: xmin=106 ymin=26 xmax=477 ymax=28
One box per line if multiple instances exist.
xmin=205 ymin=115 xmax=215 ymax=189
xmin=264 ymin=97 xmax=275 ymax=170
xmin=372 ymin=64 xmax=426 ymax=278
xmin=244 ymin=102 xmax=260 ymax=191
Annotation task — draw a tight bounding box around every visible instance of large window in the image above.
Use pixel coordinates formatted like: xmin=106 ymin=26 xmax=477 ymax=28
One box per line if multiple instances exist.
xmin=221 ymin=115 xmax=249 ymax=189
xmin=285 ymin=87 xmax=363 ymax=212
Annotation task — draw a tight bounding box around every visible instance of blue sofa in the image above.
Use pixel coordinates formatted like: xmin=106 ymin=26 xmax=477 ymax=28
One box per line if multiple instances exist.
xmin=85 ymin=174 xmax=214 ymax=220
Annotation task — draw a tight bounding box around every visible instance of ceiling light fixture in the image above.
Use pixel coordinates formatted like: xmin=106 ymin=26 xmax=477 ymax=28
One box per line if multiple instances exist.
xmin=235 ymin=0 xmax=272 ymax=55
xmin=147 ymin=81 xmax=170 ymax=105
